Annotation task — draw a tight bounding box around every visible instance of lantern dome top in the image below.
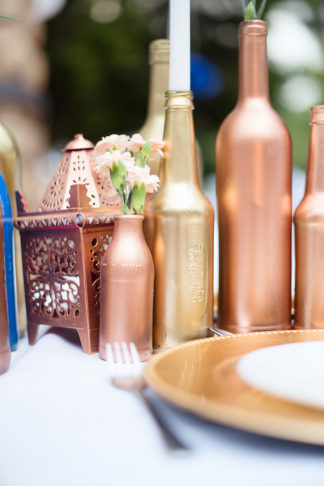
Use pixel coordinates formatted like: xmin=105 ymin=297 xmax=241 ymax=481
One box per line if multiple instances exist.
xmin=65 ymin=134 xmax=94 ymax=151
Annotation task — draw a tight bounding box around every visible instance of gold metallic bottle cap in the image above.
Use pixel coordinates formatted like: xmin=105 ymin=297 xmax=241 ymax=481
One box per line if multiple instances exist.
xmin=149 ymin=39 xmax=169 ymax=65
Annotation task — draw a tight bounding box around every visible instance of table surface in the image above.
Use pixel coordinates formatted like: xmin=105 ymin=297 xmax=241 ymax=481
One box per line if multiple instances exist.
xmin=2 ymin=169 xmax=322 ymax=486
xmin=1 ymin=329 xmax=324 ymax=486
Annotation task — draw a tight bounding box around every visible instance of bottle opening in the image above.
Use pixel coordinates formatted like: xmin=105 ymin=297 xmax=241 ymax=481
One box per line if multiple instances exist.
xmin=310 ymin=105 xmax=324 ymax=125
xmin=149 ymin=39 xmax=169 ymax=65
xmin=238 ymin=19 xmax=267 ymax=37
xmin=165 ymin=90 xmax=194 ymax=109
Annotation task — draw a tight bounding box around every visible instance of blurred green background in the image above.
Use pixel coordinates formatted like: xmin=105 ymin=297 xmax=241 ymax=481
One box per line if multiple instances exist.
xmin=45 ymin=0 xmax=324 ymax=175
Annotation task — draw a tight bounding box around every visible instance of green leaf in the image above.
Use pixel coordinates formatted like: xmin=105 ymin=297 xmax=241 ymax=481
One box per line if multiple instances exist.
xmin=257 ymin=0 xmax=267 ymax=19
xmin=109 ymin=162 xmax=123 ymax=192
xmin=118 ymin=159 xmax=127 ymax=178
xmin=132 ymin=182 xmax=146 ymax=215
xmin=135 ymin=141 xmax=151 ymax=167
xmin=244 ymin=0 xmax=257 ymax=20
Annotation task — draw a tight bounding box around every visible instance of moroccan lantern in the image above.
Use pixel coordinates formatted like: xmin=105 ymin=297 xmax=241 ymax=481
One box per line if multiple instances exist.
xmin=15 ymin=134 xmax=120 ymax=353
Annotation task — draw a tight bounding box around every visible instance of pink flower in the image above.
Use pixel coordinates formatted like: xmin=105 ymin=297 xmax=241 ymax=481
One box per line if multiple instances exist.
xmin=149 ymin=138 xmax=165 ymax=155
xmin=127 ymin=165 xmax=159 ymax=193
xmin=95 ymin=150 xmax=123 ymax=171
xmin=120 ymin=151 xmax=135 ymax=167
xmin=127 ymin=133 xmax=145 ymax=153
xmin=94 ymin=134 xmax=128 ymax=155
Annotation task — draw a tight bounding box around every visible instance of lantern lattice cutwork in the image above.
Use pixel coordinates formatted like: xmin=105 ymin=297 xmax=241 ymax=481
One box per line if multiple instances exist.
xmin=15 ymin=134 xmax=120 ymax=353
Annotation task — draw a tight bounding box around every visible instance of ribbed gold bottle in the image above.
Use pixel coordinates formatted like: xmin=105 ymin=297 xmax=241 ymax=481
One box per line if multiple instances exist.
xmin=294 ymin=106 xmax=324 ymax=329
xmin=0 ymin=123 xmax=25 ymax=336
xmin=144 ymin=91 xmax=214 ymax=349
xmin=215 ymin=20 xmax=292 ymax=333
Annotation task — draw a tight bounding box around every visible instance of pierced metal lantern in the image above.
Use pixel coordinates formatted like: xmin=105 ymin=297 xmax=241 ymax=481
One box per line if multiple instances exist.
xmin=15 ymin=134 xmax=120 ymax=353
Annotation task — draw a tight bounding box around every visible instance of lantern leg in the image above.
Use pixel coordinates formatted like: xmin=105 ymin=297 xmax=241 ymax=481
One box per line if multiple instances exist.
xmin=77 ymin=328 xmax=99 ymax=354
xmin=27 ymin=322 xmax=39 ymax=345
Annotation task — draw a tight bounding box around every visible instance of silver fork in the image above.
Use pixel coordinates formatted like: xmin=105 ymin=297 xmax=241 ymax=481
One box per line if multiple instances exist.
xmin=107 ymin=342 xmax=189 ymax=453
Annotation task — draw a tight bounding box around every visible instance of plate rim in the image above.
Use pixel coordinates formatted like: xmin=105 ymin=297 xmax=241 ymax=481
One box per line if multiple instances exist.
xmin=145 ymin=329 xmax=324 ymax=445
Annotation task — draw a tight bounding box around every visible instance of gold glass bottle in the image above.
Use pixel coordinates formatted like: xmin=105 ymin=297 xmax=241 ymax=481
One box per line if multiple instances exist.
xmin=140 ymin=39 xmax=169 ymax=176
xmin=0 ymin=122 xmax=25 ymax=336
xmin=215 ymin=20 xmax=292 ymax=333
xmin=144 ymin=91 xmax=214 ymax=349
xmin=294 ymin=106 xmax=324 ymax=329
xmin=140 ymin=39 xmax=203 ymax=183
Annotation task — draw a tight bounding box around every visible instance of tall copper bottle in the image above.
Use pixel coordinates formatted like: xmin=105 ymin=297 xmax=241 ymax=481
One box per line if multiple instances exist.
xmin=144 ymin=91 xmax=214 ymax=349
xmin=99 ymin=215 xmax=154 ymax=362
xmin=294 ymin=106 xmax=324 ymax=329
xmin=215 ymin=20 xmax=292 ymax=333
xmin=0 ymin=208 xmax=10 ymax=374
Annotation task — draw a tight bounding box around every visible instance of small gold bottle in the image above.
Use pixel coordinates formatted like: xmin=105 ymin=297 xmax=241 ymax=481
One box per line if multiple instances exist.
xmin=144 ymin=91 xmax=214 ymax=349
xmin=294 ymin=106 xmax=324 ymax=329
xmin=0 ymin=122 xmax=25 ymax=336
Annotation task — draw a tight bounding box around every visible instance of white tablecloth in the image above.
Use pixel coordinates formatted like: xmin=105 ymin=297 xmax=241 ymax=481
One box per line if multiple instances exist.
xmin=2 ymin=169 xmax=322 ymax=486
xmin=1 ymin=328 xmax=324 ymax=486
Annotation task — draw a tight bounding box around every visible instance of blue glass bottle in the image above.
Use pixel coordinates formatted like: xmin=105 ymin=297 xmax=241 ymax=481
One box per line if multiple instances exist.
xmin=0 ymin=173 xmax=18 ymax=350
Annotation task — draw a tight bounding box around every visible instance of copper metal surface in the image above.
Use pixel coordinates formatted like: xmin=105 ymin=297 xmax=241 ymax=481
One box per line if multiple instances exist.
xmin=0 ymin=122 xmax=26 ymax=335
xmin=215 ymin=20 xmax=292 ymax=333
xmin=15 ymin=135 xmax=117 ymax=353
xmin=145 ymin=330 xmax=324 ymax=445
xmin=294 ymin=106 xmax=324 ymax=329
xmin=144 ymin=91 xmax=214 ymax=350
xmin=38 ymin=133 xmax=120 ymax=212
xmin=99 ymin=215 xmax=154 ymax=362
xmin=0 ymin=208 xmax=10 ymax=374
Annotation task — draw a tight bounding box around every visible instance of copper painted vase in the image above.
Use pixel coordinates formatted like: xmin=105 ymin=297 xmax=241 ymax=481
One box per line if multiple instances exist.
xmin=294 ymin=106 xmax=324 ymax=329
xmin=215 ymin=20 xmax=292 ymax=333
xmin=99 ymin=215 xmax=154 ymax=361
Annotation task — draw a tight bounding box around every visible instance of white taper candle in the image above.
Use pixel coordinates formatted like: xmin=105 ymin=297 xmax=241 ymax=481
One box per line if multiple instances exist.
xmin=169 ymin=0 xmax=190 ymax=91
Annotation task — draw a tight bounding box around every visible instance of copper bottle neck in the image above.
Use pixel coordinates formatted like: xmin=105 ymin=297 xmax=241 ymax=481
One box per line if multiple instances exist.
xmin=160 ymin=90 xmax=200 ymax=186
xmin=238 ymin=20 xmax=269 ymax=101
xmin=113 ymin=214 xmax=145 ymax=239
xmin=306 ymin=106 xmax=324 ymax=194
xmin=146 ymin=39 xmax=169 ymax=120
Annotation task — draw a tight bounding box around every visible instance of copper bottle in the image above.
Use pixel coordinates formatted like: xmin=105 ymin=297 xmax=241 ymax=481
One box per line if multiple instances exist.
xmin=99 ymin=215 xmax=154 ymax=362
xmin=0 ymin=208 xmax=10 ymax=374
xmin=215 ymin=20 xmax=292 ymax=333
xmin=144 ymin=91 xmax=214 ymax=349
xmin=294 ymin=106 xmax=324 ymax=329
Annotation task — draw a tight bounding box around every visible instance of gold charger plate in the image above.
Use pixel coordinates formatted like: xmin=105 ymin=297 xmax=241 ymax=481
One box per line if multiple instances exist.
xmin=145 ymin=329 xmax=324 ymax=445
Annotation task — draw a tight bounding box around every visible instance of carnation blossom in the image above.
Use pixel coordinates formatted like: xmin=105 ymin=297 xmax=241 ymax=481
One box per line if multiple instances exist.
xmin=127 ymin=165 xmax=159 ymax=193
xmin=94 ymin=134 xmax=128 ymax=155
xmin=149 ymin=138 xmax=165 ymax=156
xmin=127 ymin=133 xmax=145 ymax=153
